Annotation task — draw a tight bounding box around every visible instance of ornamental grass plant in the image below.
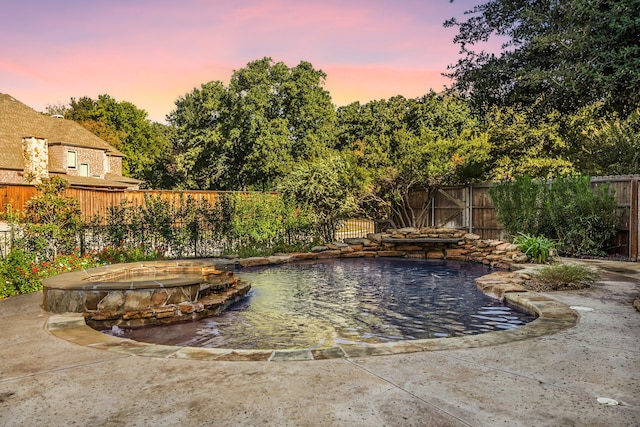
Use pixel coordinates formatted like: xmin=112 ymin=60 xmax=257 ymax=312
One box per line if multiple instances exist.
xmin=528 ymin=263 xmax=597 ymax=291
xmin=513 ymin=233 xmax=556 ymax=264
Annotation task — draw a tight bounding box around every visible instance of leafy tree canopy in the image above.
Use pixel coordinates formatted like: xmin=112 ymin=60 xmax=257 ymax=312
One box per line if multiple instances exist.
xmin=445 ymin=0 xmax=640 ymax=116
xmin=337 ymin=93 xmax=489 ymax=186
xmin=167 ymin=57 xmax=336 ymax=191
xmin=484 ymin=100 xmax=575 ymax=179
xmin=567 ymin=106 xmax=640 ymax=175
xmin=336 ymin=93 xmax=491 ymax=226
xmin=165 ymin=81 xmax=229 ymax=190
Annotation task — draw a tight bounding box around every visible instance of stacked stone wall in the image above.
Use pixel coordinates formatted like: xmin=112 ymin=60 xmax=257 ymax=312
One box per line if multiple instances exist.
xmin=233 ymin=227 xmax=528 ymax=277
xmin=307 ymin=227 xmax=528 ymax=270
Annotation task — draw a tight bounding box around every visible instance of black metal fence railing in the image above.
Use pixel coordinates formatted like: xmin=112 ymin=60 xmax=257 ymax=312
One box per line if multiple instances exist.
xmin=79 ymin=223 xmax=325 ymax=259
xmin=334 ymin=218 xmax=376 ymax=240
xmin=0 ymin=230 xmax=14 ymax=258
xmin=0 ymin=218 xmax=376 ymax=260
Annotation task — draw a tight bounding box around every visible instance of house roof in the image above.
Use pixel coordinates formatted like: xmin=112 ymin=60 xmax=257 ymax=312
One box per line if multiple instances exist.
xmin=56 ymin=174 xmax=138 ymax=190
xmin=0 ymin=93 xmax=125 ymax=172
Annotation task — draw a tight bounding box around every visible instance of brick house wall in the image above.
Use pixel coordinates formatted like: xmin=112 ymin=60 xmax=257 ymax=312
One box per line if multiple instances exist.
xmin=63 ymin=146 xmax=105 ymax=178
xmin=108 ymin=156 xmax=123 ymax=175
xmin=42 ymin=145 xmax=125 ymax=179
xmin=0 ymin=169 xmax=24 ymax=185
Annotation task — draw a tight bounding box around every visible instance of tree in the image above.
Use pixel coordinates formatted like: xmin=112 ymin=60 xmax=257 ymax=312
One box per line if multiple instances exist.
xmin=166 ymin=81 xmax=230 ymax=189
xmin=336 ymin=93 xmax=490 ymax=226
xmin=226 ymin=57 xmax=336 ymax=190
xmin=168 ymin=57 xmax=336 ymax=190
xmin=567 ymin=106 xmax=640 ymax=175
xmin=483 ymin=102 xmax=575 ymax=179
xmin=278 ymin=154 xmax=359 ymax=222
xmin=336 ymin=96 xmax=408 ymax=172
xmin=445 ymin=0 xmax=640 ymax=116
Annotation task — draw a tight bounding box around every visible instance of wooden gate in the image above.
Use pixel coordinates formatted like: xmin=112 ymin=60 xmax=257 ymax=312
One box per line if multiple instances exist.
xmin=407 ymin=186 xmax=471 ymax=230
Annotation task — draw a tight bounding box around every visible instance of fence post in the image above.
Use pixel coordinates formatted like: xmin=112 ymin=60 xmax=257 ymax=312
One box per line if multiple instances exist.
xmin=468 ymin=184 xmax=473 ymax=234
xmin=79 ymin=228 xmax=85 ymax=255
xmin=631 ymin=178 xmax=639 ymax=261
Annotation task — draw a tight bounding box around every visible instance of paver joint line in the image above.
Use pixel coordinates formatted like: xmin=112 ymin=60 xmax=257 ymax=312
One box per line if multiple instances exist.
xmin=0 ymin=355 xmax=132 ymax=384
xmin=345 ymin=358 xmax=475 ymax=427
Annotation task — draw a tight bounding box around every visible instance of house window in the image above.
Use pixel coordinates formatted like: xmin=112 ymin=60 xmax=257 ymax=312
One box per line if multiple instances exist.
xmin=67 ymin=151 xmax=77 ymax=169
xmin=79 ymin=163 xmax=89 ymax=177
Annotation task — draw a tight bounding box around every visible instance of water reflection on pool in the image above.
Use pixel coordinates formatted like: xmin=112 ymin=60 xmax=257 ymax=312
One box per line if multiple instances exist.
xmin=120 ymin=258 xmax=535 ymax=349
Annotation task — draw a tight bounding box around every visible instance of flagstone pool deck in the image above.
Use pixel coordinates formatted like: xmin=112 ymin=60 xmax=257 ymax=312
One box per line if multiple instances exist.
xmin=1 ymin=258 xmax=638 ymax=426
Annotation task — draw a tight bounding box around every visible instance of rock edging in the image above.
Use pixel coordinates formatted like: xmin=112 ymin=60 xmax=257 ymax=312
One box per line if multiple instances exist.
xmin=232 ymin=227 xmax=528 ymax=270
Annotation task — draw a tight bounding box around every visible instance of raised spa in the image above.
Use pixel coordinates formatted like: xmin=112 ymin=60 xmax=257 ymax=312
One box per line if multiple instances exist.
xmin=117 ymin=258 xmax=535 ymax=349
xmin=41 ymin=260 xmax=251 ymax=327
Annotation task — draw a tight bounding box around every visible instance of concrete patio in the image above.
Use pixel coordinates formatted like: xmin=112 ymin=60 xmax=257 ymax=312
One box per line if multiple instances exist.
xmin=0 ymin=259 xmax=638 ymax=426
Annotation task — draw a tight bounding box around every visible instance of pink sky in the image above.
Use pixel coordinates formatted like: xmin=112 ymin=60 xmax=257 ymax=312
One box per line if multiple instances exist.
xmin=1 ymin=0 xmax=484 ymax=122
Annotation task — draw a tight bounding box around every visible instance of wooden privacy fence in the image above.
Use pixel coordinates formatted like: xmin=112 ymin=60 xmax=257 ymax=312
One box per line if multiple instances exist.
xmin=2 ymin=175 xmax=639 ymax=260
xmin=405 ymin=176 xmax=640 ymax=261
xmin=0 ymin=185 xmax=248 ymax=221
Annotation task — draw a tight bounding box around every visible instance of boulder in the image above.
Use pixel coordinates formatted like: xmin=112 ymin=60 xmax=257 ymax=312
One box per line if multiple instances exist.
xmin=397 ymin=227 xmax=420 ymax=234
xmin=343 ymin=238 xmax=371 ymax=246
xmin=97 ymin=292 xmax=125 ymax=311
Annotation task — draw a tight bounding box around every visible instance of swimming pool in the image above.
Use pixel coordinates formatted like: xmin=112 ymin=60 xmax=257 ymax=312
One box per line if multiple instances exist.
xmin=118 ymin=258 xmax=535 ymax=349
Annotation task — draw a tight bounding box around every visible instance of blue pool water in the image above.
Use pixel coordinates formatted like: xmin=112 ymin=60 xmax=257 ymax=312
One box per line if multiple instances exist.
xmin=120 ymin=258 xmax=535 ymax=349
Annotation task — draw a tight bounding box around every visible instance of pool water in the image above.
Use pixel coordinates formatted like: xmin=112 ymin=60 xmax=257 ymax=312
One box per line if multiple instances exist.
xmin=118 ymin=258 xmax=535 ymax=349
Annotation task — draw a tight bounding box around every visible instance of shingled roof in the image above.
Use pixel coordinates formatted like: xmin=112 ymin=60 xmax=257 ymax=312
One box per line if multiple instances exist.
xmin=0 ymin=93 xmax=124 ymax=172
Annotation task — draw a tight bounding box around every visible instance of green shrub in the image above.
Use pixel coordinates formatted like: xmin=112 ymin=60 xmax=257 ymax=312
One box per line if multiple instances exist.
xmin=490 ymin=175 xmax=619 ymax=256
xmin=20 ymin=177 xmax=83 ymax=260
xmin=0 ymin=249 xmax=37 ymax=297
xmin=489 ymin=176 xmax=546 ymax=238
xmin=230 ymin=193 xmax=319 ymax=251
xmin=513 ymin=233 xmax=556 ymax=264
xmin=530 ymin=263 xmax=596 ymax=291
xmin=0 ymin=248 xmax=101 ymax=297
xmin=544 ymin=176 xmax=618 ymax=256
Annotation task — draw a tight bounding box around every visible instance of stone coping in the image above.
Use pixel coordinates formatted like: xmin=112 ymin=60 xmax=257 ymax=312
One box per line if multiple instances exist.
xmin=42 ymin=260 xmax=218 ymax=291
xmin=380 ymin=237 xmax=464 ymax=244
xmin=45 ymin=268 xmax=578 ymax=362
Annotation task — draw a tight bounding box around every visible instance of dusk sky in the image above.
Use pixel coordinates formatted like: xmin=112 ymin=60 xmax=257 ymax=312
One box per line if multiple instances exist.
xmin=2 ymin=0 xmax=486 ymax=122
